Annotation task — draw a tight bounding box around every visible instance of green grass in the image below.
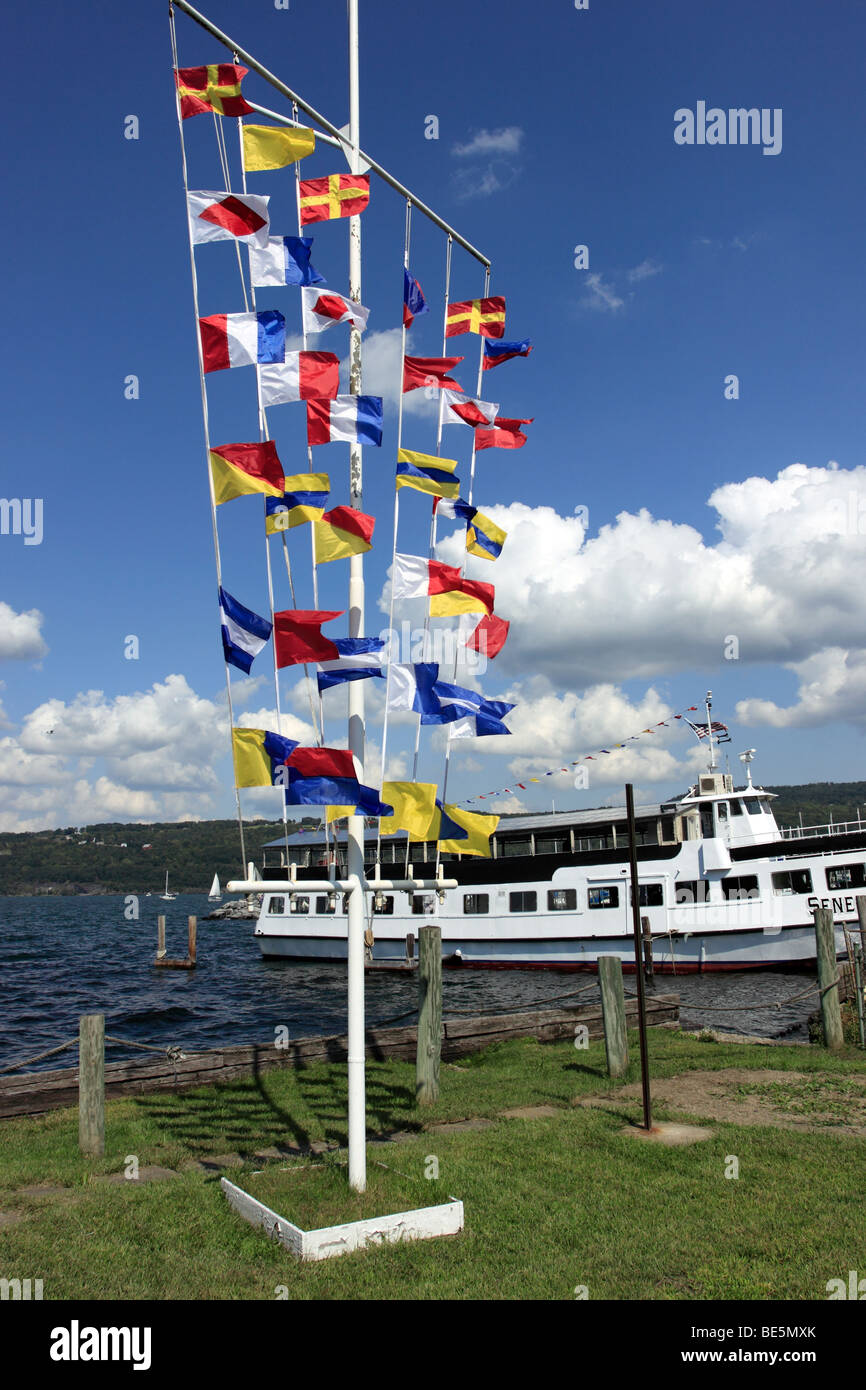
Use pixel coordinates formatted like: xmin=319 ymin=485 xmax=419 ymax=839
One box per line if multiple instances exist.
xmin=728 ymin=1073 xmax=866 ymax=1126
xmin=1 ymin=1030 xmax=864 ymax=1300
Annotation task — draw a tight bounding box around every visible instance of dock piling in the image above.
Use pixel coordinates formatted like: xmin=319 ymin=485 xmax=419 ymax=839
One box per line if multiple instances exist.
xmin=598 ymin=955 xmax=629 ymax=1078
xmin=416 ymin=925 xmax=442 ymax=1106
xmin=814 ymin=907 xmax=844 ymax=1049
xmin=78 ymin=1013 xmax=105 ymax=1156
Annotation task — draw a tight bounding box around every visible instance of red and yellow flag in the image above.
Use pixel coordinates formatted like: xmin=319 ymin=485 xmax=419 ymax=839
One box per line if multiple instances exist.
xmin=445 ymin=296 xmax=506 ymax=339
xmin=299 ymin=174 xmax=371 ymax=225
xmin=175 ymin=65 xmax=254 ymax=119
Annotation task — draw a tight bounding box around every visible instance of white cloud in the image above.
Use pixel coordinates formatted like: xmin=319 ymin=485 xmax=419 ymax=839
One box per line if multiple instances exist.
xmin=0 ymin=601 xmax=47 ymax=661
xmin=350 ymin=328 xmax=438 ymax=418
xmin=627 ymin=259 xmax=663 ymax=283
xmin=736 ymin=648 xmax=866 ymax=729
xmin=452 ymin=127 xmax=524 ymax=157
xmin=582 ymin=273 xmax=624 ymax=312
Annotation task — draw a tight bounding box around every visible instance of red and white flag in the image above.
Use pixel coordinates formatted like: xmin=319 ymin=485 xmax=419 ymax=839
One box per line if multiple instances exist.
xmin=258 ymin=352 xmax=340 ymax=407
xmin=301 ymin=287 xmax=369 ymax=335
xmin=187 ymin=190 xmax=270 ymax=248
xmin=441 ymin=388 xmax=499 ymax=427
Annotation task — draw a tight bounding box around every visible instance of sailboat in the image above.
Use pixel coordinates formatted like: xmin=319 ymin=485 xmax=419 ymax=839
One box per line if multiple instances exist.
xmin=208 ymin=873 xmax=222 ymax=902
xmin=160 ymin=870 xmax=177 ymax=902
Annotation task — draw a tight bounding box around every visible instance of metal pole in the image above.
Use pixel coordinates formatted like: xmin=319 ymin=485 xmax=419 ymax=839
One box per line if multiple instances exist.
xmin=625 ymin=783 xmax=652 ymax=1130
xmin=345 ymin=0 xmax=366 ymax=1193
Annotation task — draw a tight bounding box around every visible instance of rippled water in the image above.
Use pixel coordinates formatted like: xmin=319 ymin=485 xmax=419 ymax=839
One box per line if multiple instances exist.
xmin=0 ymin=895 xmax=819 ymax=1072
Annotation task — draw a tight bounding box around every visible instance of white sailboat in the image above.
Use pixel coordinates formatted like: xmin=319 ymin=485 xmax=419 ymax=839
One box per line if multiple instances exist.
xmin=208 ymin=873 xmax=222 ymax=902
xmin=160 ymin=870 xmax=177 ymax=902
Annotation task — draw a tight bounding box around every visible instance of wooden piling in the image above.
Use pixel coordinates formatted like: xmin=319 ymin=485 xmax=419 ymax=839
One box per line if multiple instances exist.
xmin=78 ymin=1013 xmax=105 ymax=1156
xmin=188 ymin=916 xmax=197 ymax=965
xmin=406 ymin=931 xmax=415 ymax=962
xmin=157 ymin=914 xmax=166 ymax=960
xmin=814 ymin=907 xmax=844 ymax=1050
xmin=416 ymin=925 xmax=442 ymax=1106
xmin=857 ymin=896 xmax=866 ymax=961
xmin=598 ymin=955 xmax=629 ymax=1078
xmin=641 ymin=915 xmax=654 ymax=981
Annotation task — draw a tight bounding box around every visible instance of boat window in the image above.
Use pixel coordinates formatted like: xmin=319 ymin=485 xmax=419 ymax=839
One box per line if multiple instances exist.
xmin=411 ymin=896 xmax=426 ymax=915
xmin=372 ymin=896 xmax=394 ymax=915
xmin=745 ymin=799 xmax=762 ymax=815
xmin=721 ymin=875 xmax=759 ymax=902
xmin=717 ymin=802 xmax=729 ymax=823
xmin=289 ymin=896 xmax=310 ymax=914
xmin=758 ymin=799 xmax=773 ymax=813
xmin=509 ymin=891 xmax=537 ymax=912
xmin=316 ymin=896 xmax=336 ymax=915
xmin=575 ymin=834 xmax=612 ymax=852
xmin=363 ymin=846 xmax=377 ymax=865
xmin=700 ymin=808 xmax=714 ymax=837
xmin=588 ymin=886 xmax=619 ymax=910
xmin=499 ymin=838 xmax=533 ymax=857
xmin=772 ymin=869 xmax=813 ymax=895
xmin=631 ymin=884 xmax=664 ymax=907
xmin=267 ymin=896 xmax=286 ymax=914
xmin=548 ymin=888 xmax=577 ymax=911
xmin=464 ymin=893 xmax=489 ymax=914
xmin=342 ymin=895 xmax=350 ymax=913
xmin=675 ymin=881 xmax=708 ymax=905
xmin=537 ymin=836 xmax=568 ymax=855
xmin=729 ymin=799 xmax=744 ymax=816
xmin=826 ymin=864 xmax=866 ymax=890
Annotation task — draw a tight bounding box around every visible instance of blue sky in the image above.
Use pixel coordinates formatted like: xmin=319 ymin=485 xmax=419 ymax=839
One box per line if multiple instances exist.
xmin=1 ymin=0 xmax=864 ymax=830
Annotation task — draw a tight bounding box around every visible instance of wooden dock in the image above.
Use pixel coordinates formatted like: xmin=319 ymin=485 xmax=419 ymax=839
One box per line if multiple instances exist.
xmin=0 ymin=993 xmax=679 ymax=1119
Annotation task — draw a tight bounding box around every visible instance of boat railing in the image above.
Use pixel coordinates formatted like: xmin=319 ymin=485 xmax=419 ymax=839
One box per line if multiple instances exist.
xmin=779 ymin=819 xmax=864 ymax=840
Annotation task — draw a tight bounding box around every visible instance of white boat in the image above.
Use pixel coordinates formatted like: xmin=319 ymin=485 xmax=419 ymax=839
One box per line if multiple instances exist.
xmin=160 ymin=871 xmax=178 ymax=902
xmin=252 ymin=736 xmax=862 ymax=973
xmin=208 ymin=873 xmax=222 ymax=902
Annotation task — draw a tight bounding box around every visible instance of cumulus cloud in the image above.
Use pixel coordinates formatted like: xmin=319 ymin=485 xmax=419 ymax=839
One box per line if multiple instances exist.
xmin=0 ymin=601 xmax=47 ymax=661
xmin=736 ymin=648 xmax=866 ymax=729
xmin=452 ymin=127 xmax=524 ymax=157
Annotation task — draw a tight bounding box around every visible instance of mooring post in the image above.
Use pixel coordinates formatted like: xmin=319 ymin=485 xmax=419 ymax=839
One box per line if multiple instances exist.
xmin=626 ymin=783 xmax=653 ymax=1129
xmin=641 ymin=914 xmax=654 ymax=981
xmin=78 ymin=1013 xmax=105 ymax=1157
xmin=598 ymin=955 xmax=629 ymax=1078
xmin=188 ymin=915 xmax=197 ymax=966
xmin=406 ymin=931 xmax=415 ymax=962
xmin=157 ymin=914 xmax=166 ymax=961
xmin=857 ymin=896 xmax=866 ymax=962
xmin=416 ymin=924 xmax=442 ymax=1105
xmin=814 ymin=907 xmax=844 ymax=1049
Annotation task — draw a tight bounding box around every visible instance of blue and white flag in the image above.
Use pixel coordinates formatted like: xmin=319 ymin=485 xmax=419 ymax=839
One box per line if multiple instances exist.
xmin=219 ymin=587 xmax=273 ymax=674
xmin=248 ymin=235 xmax=325 ymax=288
xmin=317 ymin=637 xmax=387 ymax=692
xmin=431 ymin=679 xmax=514 ymax=737
xmin=307 ymin=395 xmax=383 ymax=447
xmin=385 ymin=663 xmax=442 ymax=723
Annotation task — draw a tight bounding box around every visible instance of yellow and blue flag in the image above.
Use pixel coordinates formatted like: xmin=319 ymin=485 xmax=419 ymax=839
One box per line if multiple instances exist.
xmin=396 ymin=449 xmax=460 ymax=500
xmin=266 ymin=473 xmax=330 ymax=534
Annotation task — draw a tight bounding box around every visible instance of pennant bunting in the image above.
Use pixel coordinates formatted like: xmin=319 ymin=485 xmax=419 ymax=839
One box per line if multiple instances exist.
xmin=273 ymin=609 xmax=343 ymax=668
xmin=445 ymin=296 xmax=506 ymax=338
xmin=474 ymin=416 xmax=534 ymax=450
xmin=403 ymin=269 xmax=429 ymax=328
xmin=248 ymin=236 xmax=324 ymax=288
xmin=242 ymin=123 xmax=315 ymax=171
xmin=258 ymin=351 xmax=340 ymax=407
xmin=265 ymin=474 xmax=330 ymax=533
xmin=187 ymin=190 xmax=270 ymax=247
xmin=219 ymin=588 xmax=272 ymax=674
xmin=298 ymin=173 xmax=370 ymax=224
xmin=402 ymin=355 xmax=464 ymax=393
xmin=198 ymin=310 xmax=285 ymax=373
xmin=482 ymin=338 xmax=533 ymax=370
xmin=306 ymin=396 xmax=383 ymax=447
xmin=175 ymin=65 xmax=253 ymax=120
xmin=313 ymin=505 xmax=375 ymax=563
xmin=301 ymin=287 xmax=369 ymax=335
xmin=209 ymin=441 xmax=284 ymax=505
xmin=395 ymin=449 xmax=460 ymax=499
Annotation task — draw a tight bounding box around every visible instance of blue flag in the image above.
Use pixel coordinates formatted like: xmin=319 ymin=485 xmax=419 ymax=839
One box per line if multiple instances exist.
xmin=219 ymin=587 xmax=272 ymax=674
xmin=432 ymin=680 xmax=514 ymax=737
xmin=403 ymin=268 xmax=429 ymax=327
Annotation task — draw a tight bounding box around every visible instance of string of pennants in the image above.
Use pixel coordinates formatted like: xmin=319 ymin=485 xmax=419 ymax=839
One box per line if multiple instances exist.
xmin=454 ymin=706 xmax=704 ymax=805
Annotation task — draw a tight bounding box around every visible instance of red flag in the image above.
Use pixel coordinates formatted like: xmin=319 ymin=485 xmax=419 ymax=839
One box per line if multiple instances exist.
xmin=287 ymin=746 xmax=356 ymax=778
xmin=445 ymin=295 xmax=506 ymax=339
xmin=465 ymin=613 xmax=510 ymax=659
xmin=175 ymin=64 xmax=253 ymax=120
xmin=402 ymin=355 xmax=464 ymax=393
xmin=428 ymin=560 xmax=495 ymax=616
xmin=474 ymin=417 xmax=534 ymax=450
xmin=273 ymin=610 xmax=343 ymax=668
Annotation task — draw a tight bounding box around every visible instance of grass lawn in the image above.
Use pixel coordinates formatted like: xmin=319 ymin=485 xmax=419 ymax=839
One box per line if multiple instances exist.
xmin=0 ymin=1030 xmax=864 ymax=1300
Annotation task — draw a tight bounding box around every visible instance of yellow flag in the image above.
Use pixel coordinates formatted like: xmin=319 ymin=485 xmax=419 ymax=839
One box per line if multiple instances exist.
xmin=242 ymin=123 xmax=316 ymax=171
xmin=439 ymin=804 xmax=499 ymax=858
xmin=378 ymin=782 xmax=437 ymax=839
xmin=232 ymin=728 xmax=271 ymax=788
xmin=326 ymin=805 xmax=353 ymax=823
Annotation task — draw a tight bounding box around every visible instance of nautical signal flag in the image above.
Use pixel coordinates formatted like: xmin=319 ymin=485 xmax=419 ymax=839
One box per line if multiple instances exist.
xmin=265 ymin=474 xmax=330 ymax=534
xmin=475 ymin=417 xmax=534 ymax=450
xmin=306 ymin=396 xmax=383 ymax=447
xmin=301 ymin=287 xmax=369 ymax=335
xmin=403 ymin=270 xmax=429 ymax=328
xmin=209 ymin=441 xmax=285 ymax=505
xmin=412 ymin=800 xmax=469 ymax=844
xmin=376 ymin=782 xmax=438 ymax=839
xmin=483 ymin=338 xmax=533 ymax=370
xmin=392 ymin=554 xmax=495 ymax=617
xmin=385 ymin=663 xmax=441 ymax=723
xmin=231 ymin=728 xmax=300 ymax=788
xmin=282 ymin=746 xmax=392 ymax=817
xmin=402 ymin=356 xmax=465 ymax=393
xmin=273 ymin=609 xmax=342 ymax=668
xmin=258 ymin=351 xmax=339 ymax=408
xmin=298 ymin=173 xmax=370 ymax=225
xmin=445 ymin=296 xmax=506 ymax=339
xmin=313 ymin=506 xmax=375 ymax=563
xmin=432 ymin=680 xmax=514 ymax=737
xmin=438 ymin=498 xmax=507 ymax=561
xmin=198 ymin=310 xmax=285 ymax=373
xmin=219 ymin=588 xmax=272 ymax=674
xmin=248 ymin=236 xmax=324 ymax=288
xmin=241 ymin=123 xmax=315 ymax=171
xmin=395 ymin=450 xmax=460 ymax=500
xmin=441 ymin=389 xmax=499 ymax=427
xmin=316 ymin=637 xmax=386 ymax=692
xmin=437 ymin=804 xmax=499 ymax=857
xmin=465 ymin=612 xmax=510 ymax=659
xmin=175 ymin=64 xmax=254 ymax=120
xmin=187 ymin=191 xmax=270 ymax=248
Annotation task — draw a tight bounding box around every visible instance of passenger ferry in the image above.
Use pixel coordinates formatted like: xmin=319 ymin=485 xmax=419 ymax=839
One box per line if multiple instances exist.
xmin=253 ymin=751 xmax=865 ymax=971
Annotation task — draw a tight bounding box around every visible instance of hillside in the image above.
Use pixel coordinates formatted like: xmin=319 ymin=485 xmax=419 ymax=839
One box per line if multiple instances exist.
xmin=0 ymin=782 xmax=863 ymax=896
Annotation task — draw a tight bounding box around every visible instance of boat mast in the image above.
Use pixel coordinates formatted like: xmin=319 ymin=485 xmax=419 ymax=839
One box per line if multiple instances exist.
xmin=704 ymin=689 xmax=717 ymax=773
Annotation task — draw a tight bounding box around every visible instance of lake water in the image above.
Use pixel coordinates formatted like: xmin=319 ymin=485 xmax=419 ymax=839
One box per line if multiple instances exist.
xmin=0 ymin=894 xmax=820 ymax=1072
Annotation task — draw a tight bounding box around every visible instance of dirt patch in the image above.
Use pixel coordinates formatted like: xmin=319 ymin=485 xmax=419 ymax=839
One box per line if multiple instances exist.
xmin=579 ymin=1069 xmax=866 ymax=1137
